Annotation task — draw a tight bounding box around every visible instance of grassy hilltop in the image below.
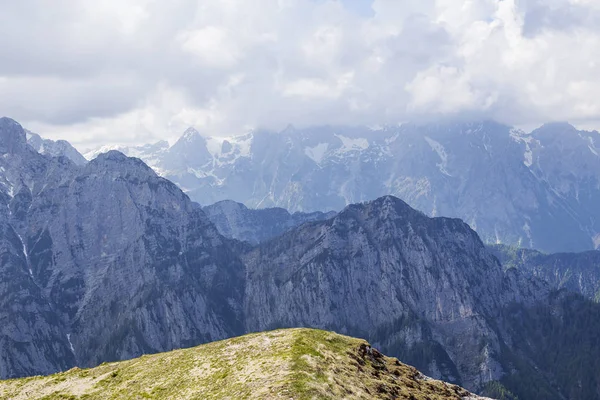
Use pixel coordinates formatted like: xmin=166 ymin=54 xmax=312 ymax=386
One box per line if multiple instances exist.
xmin=0 ymin=328 xmax=490 ymax=400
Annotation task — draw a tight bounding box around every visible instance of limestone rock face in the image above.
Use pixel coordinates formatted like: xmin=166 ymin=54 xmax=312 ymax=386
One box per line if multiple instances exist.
xmin=243 ymin=196 xmax=548 ymax=390
xmin=0 ymin=210 xmax=76 ymax=379
xmin=0 ymin=118 xmax=245 ymax=378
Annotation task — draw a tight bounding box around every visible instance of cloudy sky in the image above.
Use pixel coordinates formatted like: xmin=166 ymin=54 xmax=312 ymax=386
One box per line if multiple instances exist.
xmin=2 ymin=0 xmax=600 ymax=149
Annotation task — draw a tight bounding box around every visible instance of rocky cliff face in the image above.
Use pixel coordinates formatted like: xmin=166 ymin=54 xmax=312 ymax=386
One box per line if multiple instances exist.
xmin=243 ymin=196 xmax=547 ymax=390
xmin=0 ymin=198 xmax=75 ymax=379
xmin=0 ymin=118 xmax=77 ymax=377
xmin=204 ymin=200 xmax=336 ymax=244
xmin=0 ymin=117 xmax=245 ymax=378
xmin=86 ymin=121 xmax=600 ymax=253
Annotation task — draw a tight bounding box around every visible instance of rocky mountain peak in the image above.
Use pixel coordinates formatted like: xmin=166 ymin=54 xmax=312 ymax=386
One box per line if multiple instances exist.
xmin=180 ymin=127 xmax=202 ymax=142
xmin=243 ymin=195 xmax=530 ymax=390
xmin=90 ymin=149 xmax=142 ymax=164
xmin=533 ymin=122 xmax=579 ymax=141
xmin=162 ymin=127 xmax=212 ymax=169
xmin=26 ymin=130 xmax=88 ymax=165
xmin=0 ymin=127 xmax=245 ymax=378
xmin=167 ymin=127 xmax=206 ymax=155
xmin=538 ymin=121 xmax=577 ymax=131
xmin=25 ymin=130 xmax=43 ymax=147
xmin=211 ymin=199 xmax=249 ymax=212
xmin=339 ymin=195 xmax=424 ymax=222
xmin=0 ymin=117 xmax=28 ymax=154
xmin=86 ymin=150 xmax=157 ymax=178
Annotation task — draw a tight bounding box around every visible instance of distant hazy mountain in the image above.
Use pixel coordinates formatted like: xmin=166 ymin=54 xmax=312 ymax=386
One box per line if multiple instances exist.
xmin=490 ymin=244 xmax=600 ymax=301
xmin=26 ymin=130 xmax=87 ymax=165
xmin=86 ymin=121 xmax=600 ymax=253
xmin=203 ymin=200 xmax=336 ymax=245
xmin=83 ymin=139 xmax=169 ymax=170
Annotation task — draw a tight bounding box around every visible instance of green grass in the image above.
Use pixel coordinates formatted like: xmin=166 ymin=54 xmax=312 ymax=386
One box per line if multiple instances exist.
xmin=0 ymin=328 xmax=484 ymax=400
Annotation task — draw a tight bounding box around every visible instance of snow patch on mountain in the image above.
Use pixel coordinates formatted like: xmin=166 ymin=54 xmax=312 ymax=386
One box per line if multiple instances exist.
xmin=385 ymin=133 xmax=399 ymax=145
xmin=510 ymin=129 xmax=535 ymax=167
xmin=522 ymin=220 xmax=533 ymax=248
xmin=305 ymin=143 xmax=329 ymax=164
xmin=205 ymin=133 xmax=253 ymax=167
xmin=66 ymin=334 xmax=75 ymax=356
xmin=15 ymin=231 xmax=32 ymax=277
xmin=333 ymin=134 xmax=369 ymax=154
xmin=0 ymin=173 xmax=14 ymax=198
xmin=586 ymin=136 xmax=599 ymax=156
xmin=229 ymin=133 xmax=253 ymax=158
xmin=205 ymin=137 xmax=226 ymax=159
xmin=424 ymin=136 xmax=451 ymax=176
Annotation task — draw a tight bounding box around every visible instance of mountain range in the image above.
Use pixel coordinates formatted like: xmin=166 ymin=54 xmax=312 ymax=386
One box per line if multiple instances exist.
xmin=83 ymin=121 xmax=600 ymax=253
xmin=2 ymin=116 xmax=600 ymax=399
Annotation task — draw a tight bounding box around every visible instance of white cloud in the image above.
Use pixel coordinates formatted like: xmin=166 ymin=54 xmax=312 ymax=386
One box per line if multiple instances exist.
xmin=405 ymin=66 xmax=495 ymax=114
xmin=178 ymin=26 xmax=241 ymax=68
xmin=1 ymin=0 xmax=600 ymax=149
xmin=283 ymin=72 xmax=353 ymax=99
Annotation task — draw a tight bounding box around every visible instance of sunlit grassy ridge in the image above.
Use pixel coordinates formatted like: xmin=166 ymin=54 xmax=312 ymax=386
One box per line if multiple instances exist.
xmin=0 ymin=328 xmax=488 ymax=399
